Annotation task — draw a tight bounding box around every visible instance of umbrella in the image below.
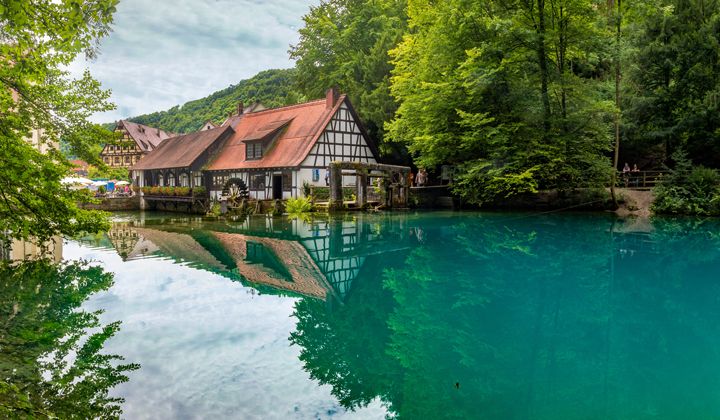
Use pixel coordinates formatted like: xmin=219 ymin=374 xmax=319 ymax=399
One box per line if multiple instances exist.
xmin=92 ymin=180 xmax=108 ymax=187
xmin=115 ymin=180 xmax=130 ymax=186
xmin=61 ymin=176 xmax=93 ymax=185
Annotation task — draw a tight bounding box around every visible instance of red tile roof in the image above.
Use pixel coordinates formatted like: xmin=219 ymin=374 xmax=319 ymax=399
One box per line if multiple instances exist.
xmin=208 ymin=95 xmax=348 ymax=171
xmin=131 ymin=125 xmax=234 ymax=170
xmin=119 ymin=120 xmax=174 ymax=152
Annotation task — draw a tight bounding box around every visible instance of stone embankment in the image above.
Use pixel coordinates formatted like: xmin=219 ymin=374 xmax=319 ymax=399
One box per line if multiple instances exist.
xmin=78 ymin=196 xmax=141 ymax=211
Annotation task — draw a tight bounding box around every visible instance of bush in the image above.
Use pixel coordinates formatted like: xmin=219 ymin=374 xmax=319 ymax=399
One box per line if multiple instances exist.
xmin=285 ymin=196 xmax=313 ymax=213
xmin=311 ymin=186 xmax=356 ymax=201
xmin=193 ymin=186 xmax=206 ymax=196
xmin=652 ymin=150 xmax=720 ymax=216
xmin=97 ymin=185 xmax=106 ymax=195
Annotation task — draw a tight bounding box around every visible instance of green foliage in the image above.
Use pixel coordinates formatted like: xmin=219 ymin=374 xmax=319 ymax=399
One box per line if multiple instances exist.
xmin=0 ymin=259 xmax=138 ymax=418
xmin=88 ymin=165 xmax=129 ymax=181
xmin=302 ymin=181 xmax=312 ymax=198
xmin=653 ymin=150 xmax=720 ymax=215
xmin=286 ymin=197 xmax=314 ymax=214
xmin=623 ymin=1 xmax=720 ymax=167
xmin=0 ymin=0 xmax=116 ymax=241
xmin=290 ymin=0 xmax=408 ymax=158
xmin=310 ymin=186 xmax=357 ymax=201
xmin=127 ymin=69 xmax=304 ymax=134
xmin=385 ymin=0 xmax=614 ymax=205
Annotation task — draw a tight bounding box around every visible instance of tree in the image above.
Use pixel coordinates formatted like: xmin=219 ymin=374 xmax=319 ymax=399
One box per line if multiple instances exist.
xmin=0 ymin=260 xmax=138 ymax=418
xmin=623 ymin=0 xmax=720 ymax=167
xmin=386 ymin=0 xmax=616 ymax=205
xmin=0 ymin=0 xmax=118 ymax=241
xmin=290 ymin=0 xmax=408 ymax=160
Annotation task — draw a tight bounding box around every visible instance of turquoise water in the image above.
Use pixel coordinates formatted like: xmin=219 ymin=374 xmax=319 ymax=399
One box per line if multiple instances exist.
xmin=4 ymin=211 xmax=720 ymax=419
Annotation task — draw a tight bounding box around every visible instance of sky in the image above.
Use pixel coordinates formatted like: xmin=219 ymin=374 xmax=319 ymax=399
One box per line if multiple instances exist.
xmin=68 ymin=0 xmax=317 ymax=123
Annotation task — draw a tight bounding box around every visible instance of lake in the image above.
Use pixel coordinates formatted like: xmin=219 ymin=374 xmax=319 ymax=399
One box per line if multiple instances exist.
xmin=3 ymin=211 xmax=720 ymax=419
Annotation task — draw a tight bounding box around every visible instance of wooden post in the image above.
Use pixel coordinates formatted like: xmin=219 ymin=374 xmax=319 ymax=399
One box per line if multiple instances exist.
xmin=329 ymin=163 xmax=343 ymax=211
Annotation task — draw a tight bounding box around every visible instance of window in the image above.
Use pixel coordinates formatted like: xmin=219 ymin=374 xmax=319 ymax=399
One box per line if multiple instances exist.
xmin=246 ymin=142 xmax=262 ymax=160
xmin=103 ymin=157 xmax=109 ymax=164
xmin=124 ymin=156 xmax=130 ymax=163
xmin=283 ymin=172 xmax=292 ymax=191
xmin=158 ymin=174 xmax=164 ymax=186
xmin=114 ymin=157 xmax=120 ymax=164
xmin=179 ymin=173 xmax=189 ymax=187
xmin=251 ymin=174 xmax=265 ymax=191
xmin=168 ymin=175 xmax=176 ymax=187
xmin=193 ymin=172 xmax=202 ymax=187
xmin=312 ymin=169 xmax=320 ymax=182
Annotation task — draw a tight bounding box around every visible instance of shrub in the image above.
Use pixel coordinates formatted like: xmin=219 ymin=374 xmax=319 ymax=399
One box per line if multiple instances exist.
xmin=652 ymin=150 xmax=720 ymax=216
xmin=193 ymin=186 xmax=206 ymax=196
xmin=97 ymin=185 xmax=106 ymax=194
xmin=285 ymin=196 xmax=313 ymax=213
xmin=175 ymin=187 xmax=190 ymax=196
xmin=302 ymin=181 xmax=312 ymax=198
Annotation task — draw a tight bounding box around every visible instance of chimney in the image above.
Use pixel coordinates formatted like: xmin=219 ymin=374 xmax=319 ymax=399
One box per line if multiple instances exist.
xmin=237 ymin=101 xmax=244 ymax=115
xmin=326 ymin=87 xmax=339 ymax=109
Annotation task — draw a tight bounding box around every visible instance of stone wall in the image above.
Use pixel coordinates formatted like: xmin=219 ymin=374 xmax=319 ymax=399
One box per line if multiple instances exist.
xmin=409 ymin=186 xmax=458 ymax=209
xmin=79 ymin=196 xmax=141 ymax=211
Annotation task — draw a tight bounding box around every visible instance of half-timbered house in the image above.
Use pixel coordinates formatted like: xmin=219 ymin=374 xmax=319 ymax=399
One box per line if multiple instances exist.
xmin=130 ymin=125 xmax=234 ymax=188
xmin=101 ymin=120 xmax=174 ymax=168
xmin=206 ymin=88 xmax=378 ymax=200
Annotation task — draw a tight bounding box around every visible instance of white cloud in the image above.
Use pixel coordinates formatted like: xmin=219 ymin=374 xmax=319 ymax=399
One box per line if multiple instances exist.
xmin=68 ymin=0 xmax=317 ymax=123
xmin=63 ymin=241 xmax=388 ymax=419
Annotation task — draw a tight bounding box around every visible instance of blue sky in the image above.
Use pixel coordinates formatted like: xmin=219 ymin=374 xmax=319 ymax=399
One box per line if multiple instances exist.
xmin=69 ymin=0 xmax=317 ymax=123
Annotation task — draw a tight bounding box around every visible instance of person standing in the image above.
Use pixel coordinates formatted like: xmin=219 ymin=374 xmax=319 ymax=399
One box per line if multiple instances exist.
xmin=417 ymin=169 xmax=428 ymax=187
xmin=407 ymin=171 xmax=415 ymax=187
xmin=622 ymin=163 xmax=631 ymax=187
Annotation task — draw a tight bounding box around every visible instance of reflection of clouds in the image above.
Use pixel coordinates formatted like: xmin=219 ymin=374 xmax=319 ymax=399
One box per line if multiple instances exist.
xmin=67 ymin=0 xmax=318 ymax=123
xmin=63 ymin=242 xmax=386 ymax=419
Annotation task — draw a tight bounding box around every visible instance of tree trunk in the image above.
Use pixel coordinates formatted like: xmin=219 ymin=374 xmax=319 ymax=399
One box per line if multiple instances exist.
xmin=536 ymin=0 xmax=552 ymax=139
xmin=610 ymin=0 xmax=622 ymax=208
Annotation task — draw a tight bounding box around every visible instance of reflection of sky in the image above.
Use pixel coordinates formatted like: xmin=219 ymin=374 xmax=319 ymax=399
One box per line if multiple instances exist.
xmin=63 ymin=241 xmax=387 ymax=419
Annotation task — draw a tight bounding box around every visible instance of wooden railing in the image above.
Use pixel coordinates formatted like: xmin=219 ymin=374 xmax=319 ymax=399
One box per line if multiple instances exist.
xmin=617 ymin=170 xmax=670 ymax=190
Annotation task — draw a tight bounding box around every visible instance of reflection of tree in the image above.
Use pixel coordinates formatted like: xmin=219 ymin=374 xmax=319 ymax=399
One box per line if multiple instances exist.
xmin=292 ymin=215 xmax=720 ymax=419
xmin=0 ymin=260 xmax=138 ymax=418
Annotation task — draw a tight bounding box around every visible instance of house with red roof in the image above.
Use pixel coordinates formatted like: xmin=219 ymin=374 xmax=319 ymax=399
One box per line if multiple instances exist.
xmin=101 ymin=120 xmax=174 ymax=168
xmin=130 ymin=126 xmax=234 ymax=188
xmin=131 ymin=88 xmax=379 ymax=200
xmin=206 ymin=88 xmax=378 ymax=200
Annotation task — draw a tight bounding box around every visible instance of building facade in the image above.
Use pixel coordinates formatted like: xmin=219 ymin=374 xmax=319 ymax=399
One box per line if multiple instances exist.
xmin=206 ymin=89 xmax=377 ymax=200
xmin=101 ymin=120 xmax=173 ymax=168
xmin=131 ymin=89 xmax=378 ymax=200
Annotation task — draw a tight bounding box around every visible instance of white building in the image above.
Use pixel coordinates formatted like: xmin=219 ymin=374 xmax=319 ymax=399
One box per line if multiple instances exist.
xmin=131 ymin=88 xmax=379 ymax=200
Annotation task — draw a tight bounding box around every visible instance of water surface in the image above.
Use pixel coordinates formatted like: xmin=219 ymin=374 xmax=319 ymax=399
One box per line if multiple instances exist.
xmin=5 ymin=211 xmax=720 ymax=419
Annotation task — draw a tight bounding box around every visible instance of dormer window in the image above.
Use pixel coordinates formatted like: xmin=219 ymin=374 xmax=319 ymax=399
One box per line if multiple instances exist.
xmin=246 ymin=142 xmax=262 ymax=160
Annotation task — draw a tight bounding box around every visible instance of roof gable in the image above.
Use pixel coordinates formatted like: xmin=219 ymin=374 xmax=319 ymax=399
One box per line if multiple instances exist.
xmin=131 ymin=125 xmax=234 ymax=170
xmin=118 ymin=120 xmax=173 ymax=152
xmin=208 ymin=95 xmax=350 ymax=170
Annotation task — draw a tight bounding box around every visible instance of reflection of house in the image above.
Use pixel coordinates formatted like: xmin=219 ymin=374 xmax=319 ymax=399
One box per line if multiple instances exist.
xmin=1 ymin=237 xmax=62 ymax=263
xmin=213 ymin=232 xmax=331 ymax=300
xmin=101 ymin=120 xmax=173 ymax=168
xmin=100 ymin=215 xmax=411 ymax=302
xmin=131 ymin=89 xmax=378 ymax=200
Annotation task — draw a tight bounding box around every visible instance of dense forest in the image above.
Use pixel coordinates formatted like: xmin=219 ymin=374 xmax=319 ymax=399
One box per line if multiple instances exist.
xmin=289 ymin=0 xmax=720 ymax=209
xmin=126 ymin=69 xmax=304 ymax=134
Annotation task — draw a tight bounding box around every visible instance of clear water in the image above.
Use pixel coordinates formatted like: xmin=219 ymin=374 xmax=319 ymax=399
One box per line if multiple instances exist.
xmin=6 ymin=211 xmax=720 ymax=419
